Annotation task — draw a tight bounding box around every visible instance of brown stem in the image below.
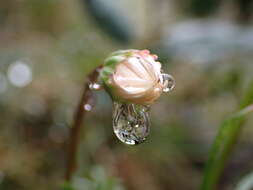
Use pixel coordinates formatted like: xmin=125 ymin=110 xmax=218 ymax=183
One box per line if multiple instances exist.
xmin=65 ymin=66 xmax=102 ymax=182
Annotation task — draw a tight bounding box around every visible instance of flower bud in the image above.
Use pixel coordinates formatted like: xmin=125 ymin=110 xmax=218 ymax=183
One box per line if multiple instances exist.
xmin=100 ymin=49 xmax=173 ymax=105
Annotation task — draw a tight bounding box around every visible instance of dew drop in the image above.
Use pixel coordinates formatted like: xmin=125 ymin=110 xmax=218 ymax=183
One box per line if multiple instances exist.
xmin=161 ymin=74 xmax=175 ymax=92
xmin=84 ymin=104 xmax=92 ymax=111
xmin=112 ymin=102 xmax=150 ymax=145
xmin=89 ymin=83 xmax=102 ymax=90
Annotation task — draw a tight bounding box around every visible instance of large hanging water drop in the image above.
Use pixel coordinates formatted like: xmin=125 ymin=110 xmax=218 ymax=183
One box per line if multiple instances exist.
xmin=112 ymin=102 xmax=150 ymax=145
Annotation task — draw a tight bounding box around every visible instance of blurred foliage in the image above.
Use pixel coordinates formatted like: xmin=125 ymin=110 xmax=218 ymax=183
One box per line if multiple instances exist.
xmin=84 ymin=0 xmax=133 ymax=43
xmin=63 ymin=166 xmax=125 ymax=190
xmin=201 ymin=79 xmax=253 ymax=190
xmin=180 ymin=0 xmax=221 ymax=17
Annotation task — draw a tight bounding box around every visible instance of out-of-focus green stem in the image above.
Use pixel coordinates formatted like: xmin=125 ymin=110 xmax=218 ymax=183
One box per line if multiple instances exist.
xmin=201 ymin=80 xmax=253 ymax=190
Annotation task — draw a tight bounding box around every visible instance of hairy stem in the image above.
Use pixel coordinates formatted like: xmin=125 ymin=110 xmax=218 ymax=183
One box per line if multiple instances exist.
xmin=65 ymin=66 xmax=102 ymax=182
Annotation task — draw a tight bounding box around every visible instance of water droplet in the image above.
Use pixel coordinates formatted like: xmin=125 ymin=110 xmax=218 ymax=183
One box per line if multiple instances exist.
xmin=112 ymin=102 xmax=150 ymax=145
xmin=83 ymin=93 xmax=95 ymax=111
xmin=84 ymin=104 xmax=92 ymax=111
xmin=89 ymin=83 xmax=102 ymax=90
xmin=161 ymin=74 xmax=175 ymax=92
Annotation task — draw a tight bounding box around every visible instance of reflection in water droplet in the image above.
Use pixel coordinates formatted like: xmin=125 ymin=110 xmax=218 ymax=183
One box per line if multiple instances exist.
xmin=84 ymin=104 xmax=92 ymax=111
xmin=161 ymin=74 xmax=175 ymax=92
xmin=89 ymin=83 xmax=101 ymax=90
xmin=112 ymin=102 xmax=150 ymax=145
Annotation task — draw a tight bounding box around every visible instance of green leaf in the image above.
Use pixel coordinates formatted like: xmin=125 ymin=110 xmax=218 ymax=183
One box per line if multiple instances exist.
xmin=201 ymin=80 xmax=253 ymax=190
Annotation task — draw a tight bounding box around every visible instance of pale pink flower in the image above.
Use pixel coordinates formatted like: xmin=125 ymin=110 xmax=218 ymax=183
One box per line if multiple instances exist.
xmin=101 ymin=49 xmax=174 ymax=105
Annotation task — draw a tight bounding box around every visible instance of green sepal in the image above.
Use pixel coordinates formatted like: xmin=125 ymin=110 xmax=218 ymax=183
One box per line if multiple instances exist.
xmin=98 ymin=50 xmax=135 ymax=103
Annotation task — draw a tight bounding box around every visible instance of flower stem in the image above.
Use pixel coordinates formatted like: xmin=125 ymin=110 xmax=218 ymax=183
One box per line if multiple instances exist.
xmin=65 ymin=66 xmax=102 ymax=182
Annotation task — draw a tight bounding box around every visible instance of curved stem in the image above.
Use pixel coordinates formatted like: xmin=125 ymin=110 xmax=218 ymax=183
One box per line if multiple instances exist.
xmin=65 ymin=66 xmax=102 ymax=182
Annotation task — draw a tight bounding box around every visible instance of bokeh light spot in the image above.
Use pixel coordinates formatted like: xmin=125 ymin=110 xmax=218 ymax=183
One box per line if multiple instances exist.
xmin=7 ymin=61 xmax=33 ymax=87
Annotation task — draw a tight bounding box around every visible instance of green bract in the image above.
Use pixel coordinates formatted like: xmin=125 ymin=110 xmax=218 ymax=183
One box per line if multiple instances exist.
xmin=99 ymin=50 xmax=134 ymax=103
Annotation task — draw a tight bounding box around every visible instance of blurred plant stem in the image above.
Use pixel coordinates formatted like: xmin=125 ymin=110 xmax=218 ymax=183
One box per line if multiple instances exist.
xmin=65 ymin=66 xmax=102 ymax=182
xmin=201 ymin=80 xmax=253 ymax=190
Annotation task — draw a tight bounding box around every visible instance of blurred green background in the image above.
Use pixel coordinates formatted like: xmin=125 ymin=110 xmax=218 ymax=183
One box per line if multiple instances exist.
xmin=1 ymin=0 xmax=253 ymax=189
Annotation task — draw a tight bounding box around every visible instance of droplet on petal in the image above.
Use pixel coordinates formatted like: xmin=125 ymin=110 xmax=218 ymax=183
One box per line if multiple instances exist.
xmin=112 ymin=102 xmax=150 ymax=145
xmin=161 ymin=74 xmax=175 ymax=92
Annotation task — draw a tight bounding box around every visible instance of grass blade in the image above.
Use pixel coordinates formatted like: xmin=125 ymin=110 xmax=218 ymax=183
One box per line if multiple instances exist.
xmin=201 ymin=81 xmax=253 ymax=190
